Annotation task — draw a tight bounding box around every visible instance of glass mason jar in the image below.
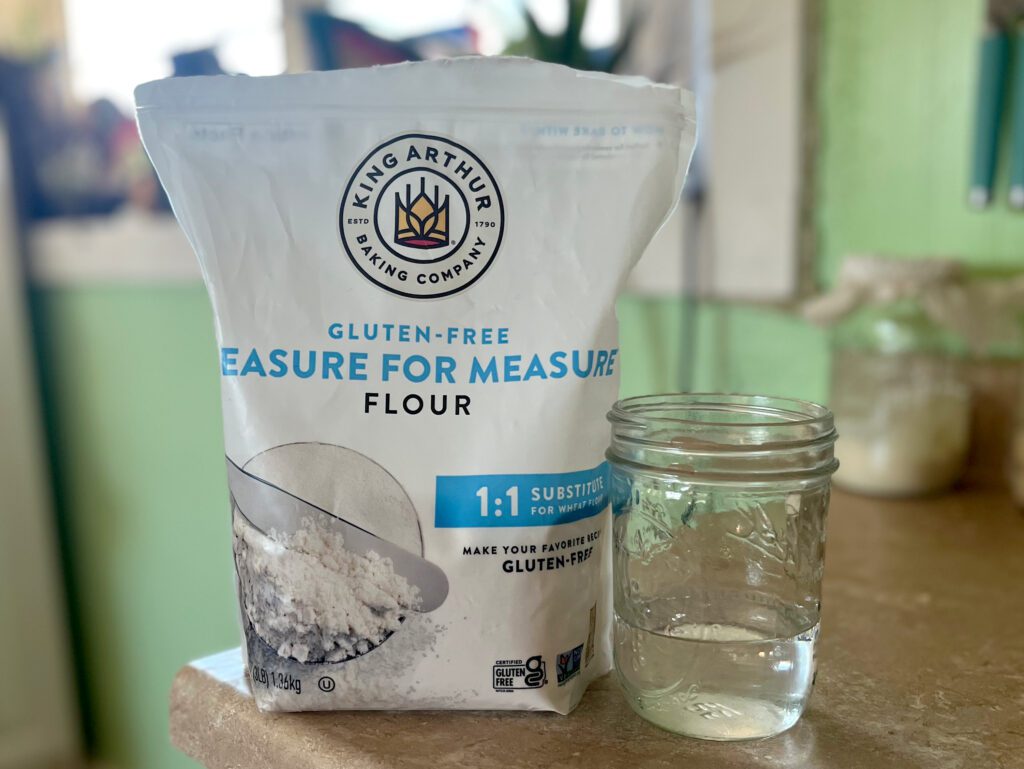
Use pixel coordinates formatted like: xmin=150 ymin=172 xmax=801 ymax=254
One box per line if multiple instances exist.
xmin=607 ymin=394 xmax=838 ymax=741
xmin=830 ymin=299 xmax=970 ymax=497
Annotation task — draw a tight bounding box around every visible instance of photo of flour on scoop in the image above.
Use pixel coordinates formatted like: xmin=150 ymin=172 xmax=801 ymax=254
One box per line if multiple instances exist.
xmin=234 ymin=513 xmax=420 ymax=663
xmin=232 ymin=443 xmax=425 ymax=663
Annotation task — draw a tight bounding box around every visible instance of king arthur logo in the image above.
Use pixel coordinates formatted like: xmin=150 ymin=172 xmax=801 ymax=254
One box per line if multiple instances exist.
xmin=339 ymin=133 xmax=505 ymax=299
xmin=395 ymin=179 xmax=449 ymax=249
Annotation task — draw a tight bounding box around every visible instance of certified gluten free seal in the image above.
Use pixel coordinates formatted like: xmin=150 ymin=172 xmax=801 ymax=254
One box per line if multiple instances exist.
xmin=339 ymin=133 xmax=505 ymax=299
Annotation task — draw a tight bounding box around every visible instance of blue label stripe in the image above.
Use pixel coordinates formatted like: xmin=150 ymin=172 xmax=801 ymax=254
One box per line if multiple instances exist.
xmin=435 ymin=463 xmax=609 ymax=528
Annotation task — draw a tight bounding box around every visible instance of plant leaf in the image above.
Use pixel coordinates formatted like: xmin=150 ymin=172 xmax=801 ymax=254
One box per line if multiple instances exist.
xmin=563 ymin=0 xmax=588 ymax=67
xmin=524 ymin=6 xmax=558 ymax=62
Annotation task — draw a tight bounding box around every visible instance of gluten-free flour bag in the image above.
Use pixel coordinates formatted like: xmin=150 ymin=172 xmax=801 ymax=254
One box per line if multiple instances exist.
xmin=136 ymin=57 xmax=695 ymax=713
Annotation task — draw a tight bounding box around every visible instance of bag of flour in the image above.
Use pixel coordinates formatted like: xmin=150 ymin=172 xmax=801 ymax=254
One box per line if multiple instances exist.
xmin=136 ymin=57 xmax=695 ymax=713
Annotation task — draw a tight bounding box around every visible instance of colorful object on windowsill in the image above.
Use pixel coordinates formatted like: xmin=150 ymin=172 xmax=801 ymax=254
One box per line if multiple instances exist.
xmin=969 ymin=0 xmax=1024 ymax=209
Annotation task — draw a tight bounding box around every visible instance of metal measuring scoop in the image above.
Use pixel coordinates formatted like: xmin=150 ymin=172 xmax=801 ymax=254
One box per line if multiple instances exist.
xmin=226 ymin=456 xmax=449 ymax=612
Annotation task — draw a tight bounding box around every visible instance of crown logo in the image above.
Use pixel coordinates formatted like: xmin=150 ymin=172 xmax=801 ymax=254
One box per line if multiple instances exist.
xmin=394 ymin=179 xmax=449 ymax=249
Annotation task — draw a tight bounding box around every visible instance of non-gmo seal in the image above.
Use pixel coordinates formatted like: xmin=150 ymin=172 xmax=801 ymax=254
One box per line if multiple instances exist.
xmin=339 ymin=133 xmax=504 ymax=299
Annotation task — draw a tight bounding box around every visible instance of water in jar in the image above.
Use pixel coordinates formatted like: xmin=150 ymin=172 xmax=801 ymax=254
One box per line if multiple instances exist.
xmin=613 ymin=483 xmax=827 ymax=740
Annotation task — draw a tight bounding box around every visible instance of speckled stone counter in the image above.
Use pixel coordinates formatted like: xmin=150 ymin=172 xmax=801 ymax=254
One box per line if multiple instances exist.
xmin=170 ymin=490 xmax=1024 ymax=768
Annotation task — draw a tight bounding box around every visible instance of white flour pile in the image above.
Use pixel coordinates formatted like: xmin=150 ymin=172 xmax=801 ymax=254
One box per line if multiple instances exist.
xmin=233 ymin=511 xmax=421 ymax=663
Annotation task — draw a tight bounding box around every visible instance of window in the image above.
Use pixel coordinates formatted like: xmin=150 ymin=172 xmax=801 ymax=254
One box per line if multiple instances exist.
xmin=63 ymin=0 xmax=286 ymax=110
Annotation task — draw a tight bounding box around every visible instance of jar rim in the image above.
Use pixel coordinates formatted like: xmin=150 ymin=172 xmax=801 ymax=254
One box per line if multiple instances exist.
xmin=607 ymin=393 xmax=838 ymax=480
xmin=608 ymin=393 xmax=834 ymax=434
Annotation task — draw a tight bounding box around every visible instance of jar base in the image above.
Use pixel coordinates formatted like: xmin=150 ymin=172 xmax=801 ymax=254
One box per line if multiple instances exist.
xmin=622 ymin=689 xmax=806 ymax=741
xmin=614 ymin=613 xmax=816 ymax=742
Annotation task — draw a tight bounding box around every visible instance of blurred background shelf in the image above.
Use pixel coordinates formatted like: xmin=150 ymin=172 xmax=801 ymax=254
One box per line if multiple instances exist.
xmin=29 ymin=211 xmax=200 ymax=285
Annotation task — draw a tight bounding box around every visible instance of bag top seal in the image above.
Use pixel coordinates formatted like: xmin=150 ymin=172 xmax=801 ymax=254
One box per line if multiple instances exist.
xmin=134 ymin=56 xmax=692 ymax=121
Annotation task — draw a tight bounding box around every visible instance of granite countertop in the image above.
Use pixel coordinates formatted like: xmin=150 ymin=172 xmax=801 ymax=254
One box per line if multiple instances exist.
xmin=170 ymin=489 xmax=1024 ymax=769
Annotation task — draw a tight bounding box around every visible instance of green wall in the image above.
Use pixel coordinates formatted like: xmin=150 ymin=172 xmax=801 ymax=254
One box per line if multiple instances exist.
xmin=617 ymin=297 xmax=829 ymax=401
xmin=31 ymin=1 xmax=1024 ymax=767
xmin=625 ymin=0 xmax=1024 ymax=401
xmin=34 ymin=287 xmax=237 ymax=769
xmin=818 ymin=0 xmax=1024 ymax=282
